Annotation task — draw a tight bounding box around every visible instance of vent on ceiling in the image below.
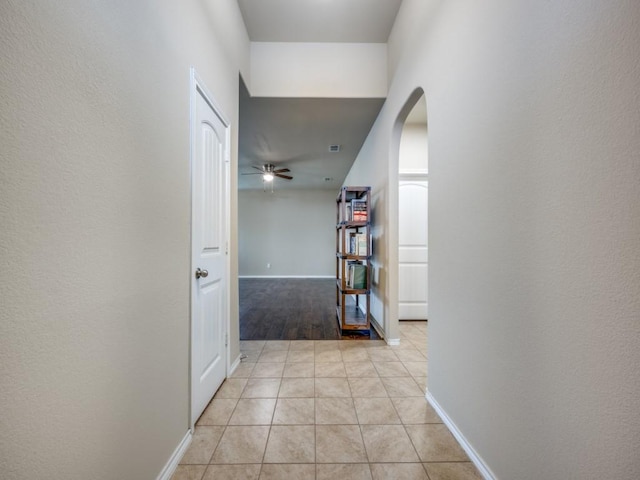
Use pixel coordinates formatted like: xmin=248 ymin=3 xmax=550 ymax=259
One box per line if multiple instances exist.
xmin=329 ymin=144 xmax=341 ymax=153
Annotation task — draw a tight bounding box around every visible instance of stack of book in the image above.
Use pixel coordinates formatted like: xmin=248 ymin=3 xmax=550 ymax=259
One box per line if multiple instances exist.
xmin=351 ymin=199 xmax=367 ymax=221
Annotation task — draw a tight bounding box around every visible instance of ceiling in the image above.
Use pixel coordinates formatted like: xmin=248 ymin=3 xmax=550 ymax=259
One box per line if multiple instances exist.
xmin=237 ymin=0 xmax=403 ymax=43
xmin=239 ymin=80 xmax=385 ymax=191
xmin=237 ymin=0 xmax=403 ymax=191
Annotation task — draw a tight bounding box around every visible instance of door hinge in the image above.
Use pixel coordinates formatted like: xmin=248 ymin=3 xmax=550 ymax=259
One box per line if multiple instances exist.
xmin=225 ymin=241 xmax=228 ymax=255
xmin=225 ymin=333 xmax=228 ymax=347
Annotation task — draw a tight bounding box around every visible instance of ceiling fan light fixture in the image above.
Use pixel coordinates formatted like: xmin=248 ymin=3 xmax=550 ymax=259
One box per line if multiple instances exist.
xmin=263 ymin=173 xmax=274 ymax=182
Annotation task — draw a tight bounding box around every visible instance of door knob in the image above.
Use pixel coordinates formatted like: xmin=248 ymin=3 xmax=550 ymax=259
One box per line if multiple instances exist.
xmin=195 ymin=268 xmax=209 ymax=279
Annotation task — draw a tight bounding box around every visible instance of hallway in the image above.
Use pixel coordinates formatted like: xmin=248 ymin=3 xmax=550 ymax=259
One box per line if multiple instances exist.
xmin=173 ymin=322 xmax=481 ymax=480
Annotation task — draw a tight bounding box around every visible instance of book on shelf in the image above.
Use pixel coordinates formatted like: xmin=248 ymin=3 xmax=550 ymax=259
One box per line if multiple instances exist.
xmin=356 ymin=233 xmax=368 ymax=256
xmin=349 ymin=232 xmax=357 ymax=255
xmin=351 ymin=199 xmax=367 ymax=221
xmin=345 ymin=260 xmax=361 ymax=288
xmin=348 ymin=263 xmax=367 ymax=290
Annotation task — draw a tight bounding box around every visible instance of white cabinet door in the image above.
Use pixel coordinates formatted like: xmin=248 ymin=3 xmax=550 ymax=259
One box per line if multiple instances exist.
xmin=398 ymin=179 xmax=428 ymax=320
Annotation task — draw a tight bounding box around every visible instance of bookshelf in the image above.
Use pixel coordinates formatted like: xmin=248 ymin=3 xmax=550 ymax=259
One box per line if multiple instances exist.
xmin=336 ymin=186 xmax=371 ymax=335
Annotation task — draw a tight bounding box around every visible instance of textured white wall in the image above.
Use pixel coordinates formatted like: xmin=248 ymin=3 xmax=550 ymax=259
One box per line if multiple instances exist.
xmin=399 ymin=123 xmax=428 ymax=172
xmin=0 ymin=1 xmax=248 ymax=478
xmin=250 ymin=42 xmax=388 ymax=97
xmin=239 ymin=189 xmax=335 ymax=277
xmin=345 ymin=0 xmax=640 ymax=478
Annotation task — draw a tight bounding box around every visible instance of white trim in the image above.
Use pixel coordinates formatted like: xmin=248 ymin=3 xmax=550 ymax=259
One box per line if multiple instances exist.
xmin=426 ymin=391 xmax=496 ymax=480
xmin=369 ymin=315 xmax=385 ymax=340
xmin=228 ymin=354 xmax=242 ymax=376
xmin=239 ymin=275 xmax=334 ymax=279
xmin=386 ymin=337 xmax=400 ymax=346
xmin=399 ymin=169 xmax=428 ymax=178
xmin=155 ymin=430 xmax=192 ymax=480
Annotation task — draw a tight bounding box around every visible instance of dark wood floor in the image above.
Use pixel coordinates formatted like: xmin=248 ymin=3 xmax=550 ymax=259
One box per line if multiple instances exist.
xmin=239 ymin=277 xmax=380 ymax=341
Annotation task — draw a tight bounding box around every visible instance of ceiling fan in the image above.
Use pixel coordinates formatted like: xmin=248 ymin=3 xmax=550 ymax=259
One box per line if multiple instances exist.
xmin=242 ymin=163 xmax=293 ymax=182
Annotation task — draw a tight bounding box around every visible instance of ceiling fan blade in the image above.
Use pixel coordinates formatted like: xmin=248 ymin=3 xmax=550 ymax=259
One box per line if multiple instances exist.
xmin=273 ymin=168 xmax=290 ymax=173
xmin=241 ymin=172 xmax=263 ymax=175
xmin=251 ymin=165 xmax=265 ymax=172
xmin=275 ymin=173 xmax=293 ymax=180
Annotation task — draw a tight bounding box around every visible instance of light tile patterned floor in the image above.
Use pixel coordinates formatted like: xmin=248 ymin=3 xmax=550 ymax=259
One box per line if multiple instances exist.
xmin=173 ymin=322 xmax=482 ymax=480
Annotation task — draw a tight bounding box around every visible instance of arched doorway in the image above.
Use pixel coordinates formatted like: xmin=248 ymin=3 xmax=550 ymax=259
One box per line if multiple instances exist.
xmin=398 ymin=96 xmax=428 ymax=321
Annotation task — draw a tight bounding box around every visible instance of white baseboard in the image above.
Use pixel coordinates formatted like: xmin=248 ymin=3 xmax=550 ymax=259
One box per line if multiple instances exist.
xmin=156 ymin=429 xmax=192 ymax=480
xmin=386 ymin=337 xmax=400 ymax=346
xmin=426 ymin=391 xmax=495 ymax=480
xmin=239 ymin=275 xmax=334 ymax=279
xmin=229 ymin=354 xmax=242 ymax=376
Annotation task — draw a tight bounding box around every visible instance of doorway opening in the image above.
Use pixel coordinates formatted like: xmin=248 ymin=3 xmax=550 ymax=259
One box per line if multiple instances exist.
xmin=397 ymin=95 xmax=428 ymax=321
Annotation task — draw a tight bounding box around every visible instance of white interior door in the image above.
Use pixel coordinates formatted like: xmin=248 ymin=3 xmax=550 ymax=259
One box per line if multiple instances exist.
xmin=398 ymin=178 xmax=428 ymax=320
xmin=191 ymin=72 xmax=229 ymax=425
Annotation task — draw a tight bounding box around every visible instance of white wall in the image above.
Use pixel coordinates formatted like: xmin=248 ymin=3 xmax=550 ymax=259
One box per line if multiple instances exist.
xmin=0 ymin=1 xmax=248 ymax=479
xmin=399 ymin=123 xmax=429 ymax=172
xmin=250 ymin=42 xmax=387 ymax=97
xmin=239 ymin=189 xmax=335 ymax=277
xmin=345 ymin=0 xmax=640 ymax=479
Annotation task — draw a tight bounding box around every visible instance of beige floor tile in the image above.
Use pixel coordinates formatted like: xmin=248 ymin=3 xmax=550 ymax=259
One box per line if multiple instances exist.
xmin=262 ymin=340 xmax=290 ymax=352
xmin=341 ymin=348 xmax=370 ymax=362
xmin=315 ymin=397 xmax=358 ymax=424
xmin=316 ymin=425 xmax=368 ymax=463
xmin=197 ymin=399 xmax=238 ymax=426
xmin=373 ymin=361 xmax=410 ymax=377
xmin=278 ymin=377 xmax=315 ymax=397
xmin=381 ymin=377 xmax=424 ymax=397
xmin=241 ymin=378 xmax=281 ymax=398
xmin=370 ymin=463 xmax=428 ymax=480
xmin=403 ymin=361 xmax=428 ymax=377
xmin=360 ymin=425 xmax=420 ymax=462
xmin=391 ymin=398 xmax=441 ymax=424
xmin=228 ymin=398 xmax=276 ymax=425
xmin=315 ymin=378 xmax=351 ymax=397
xmin=171 ymin=465 xmax=207 ymax=480
xmin=315 ymin=340 xmax=341 ymax=351
xmin=423 ymin=462 xmax=483 ymax=480
xmin=405 ymin=424 xmax=469 ymax=462
xmin=286 ymin=350 xmax=315 ymax=363
xmin=316 ymin=463 xmax=372 ymax=480
xmin=273 ymin=398 xmax=315 ymax=425
xmin=348 ymin=377 xmax=388 ymax=397
xmin=258 ymin=350 xmax=288 ymax=363
xmin=240 ymin=340 xmax=265 ymax=352
xmin=250 ymin=363 xmax=285 ymax=378
xmin=263 ymin=425 xmax=315 ymax=463
xmin=414 ymin=376 xmax=428 ymax=391
xmin=394 ymin=349 xmax=427 ymax=362
xmin=202 ymin=464 xmax=261 ymax=480
xmin=259 ymin=464 xmax=315 ymax=480
xmin=367 ymin=347 xmax=399 ymax=362
xmin=354 ymin=397 xmax=401 ymax=424
xmin=283 ymin=363 xmax=315 ymax=378
xmin=288 ymin=340 xmax=315 ymax=351
xmin=210 ymin=426 xmax=270 ymax=464
xmin=241 ymin=352 xmax=261 ymax=363
xmin=344 ymin=361 xmax=379 ymax=377
xmin=315 ymin=349 xmax=342 ymax=362
xmin=315 ymin=362 xmax=347 ymax=377
xmin=229 ymin=362 xmax=256 ymax=378
xmin=214 ymin=378 xmax=248 ymax=399
xmin=180 ymin=426 xmax=225 ymax=464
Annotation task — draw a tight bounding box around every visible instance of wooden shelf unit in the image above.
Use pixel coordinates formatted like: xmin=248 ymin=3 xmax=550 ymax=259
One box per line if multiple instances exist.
xmin=336 ymin=186 xmax=371 ymax=335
